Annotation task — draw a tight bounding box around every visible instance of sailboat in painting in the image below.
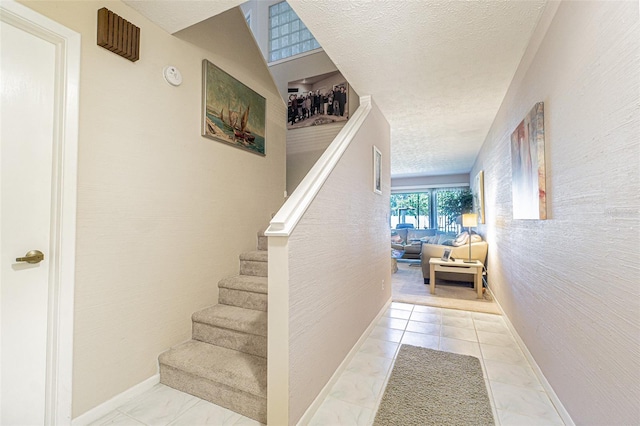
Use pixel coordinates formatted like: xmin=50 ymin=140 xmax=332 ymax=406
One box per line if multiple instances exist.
xmin=235 ymin=105 xmax=256 ymax=143
xmin=202 ymin=59 xmax=265 ymax=155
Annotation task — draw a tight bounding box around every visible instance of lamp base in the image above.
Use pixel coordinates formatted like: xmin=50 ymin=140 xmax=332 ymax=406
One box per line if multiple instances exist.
xmin=463 ymin=259 xmax=476 ymax=263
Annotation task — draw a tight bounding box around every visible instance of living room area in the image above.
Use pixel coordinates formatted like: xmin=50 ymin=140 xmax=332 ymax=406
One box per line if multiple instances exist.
xmin=389 ymin=184 xmax=499 ymax=314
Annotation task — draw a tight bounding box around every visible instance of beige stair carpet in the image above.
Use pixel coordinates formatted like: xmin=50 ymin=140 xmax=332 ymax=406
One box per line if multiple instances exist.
xmin=159 ymin=234 xmax=268 ymax=423
xmin=160 ymin=341 xmax=267 ymax=423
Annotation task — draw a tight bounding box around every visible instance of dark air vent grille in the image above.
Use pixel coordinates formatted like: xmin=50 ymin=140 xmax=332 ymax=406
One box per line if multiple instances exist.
xmin=97 ymin=7 xmax=140 ymax=62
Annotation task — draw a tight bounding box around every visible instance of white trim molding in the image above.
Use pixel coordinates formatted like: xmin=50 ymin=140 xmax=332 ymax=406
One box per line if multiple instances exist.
xmin=0 ymin=2 xmax=80 ymax=424
xmin=296 ymin=299 xmax=392 ymax=425
xmin=71 ymin=375 xmax=160 ymax=425
xmin=491 ymin=290 xmax=576 ymax=426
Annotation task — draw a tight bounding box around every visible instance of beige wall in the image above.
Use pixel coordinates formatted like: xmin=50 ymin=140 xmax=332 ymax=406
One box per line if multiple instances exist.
xmin=287 ymin=148 xmax=330 ymax=195
xmin=471 ymin=1 xmax=639 ymax=424
xmin=286 ymin=99 xmax=391 ymax=423
xmin=286 ymin=124 xmax=343 ymax=194
xmin=19 ymin=1 xmax=285 ymax=418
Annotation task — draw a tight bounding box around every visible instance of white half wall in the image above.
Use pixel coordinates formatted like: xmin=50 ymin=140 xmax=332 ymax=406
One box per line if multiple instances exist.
xmin=471 ymin=1 xmax=639 ymax=424
xmin=286 ymin=99 xmax=391 ymax=424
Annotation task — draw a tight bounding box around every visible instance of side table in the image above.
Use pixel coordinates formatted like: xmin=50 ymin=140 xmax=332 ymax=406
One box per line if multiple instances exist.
xmin=428 ymin=258 xmax=484 ymax=299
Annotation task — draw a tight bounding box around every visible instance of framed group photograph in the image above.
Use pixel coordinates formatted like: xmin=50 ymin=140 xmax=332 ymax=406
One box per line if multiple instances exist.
xmin=287 ymin=71 xmax=349 ymax=130
xmin=201 ymin=59 xmax=266 ymax=156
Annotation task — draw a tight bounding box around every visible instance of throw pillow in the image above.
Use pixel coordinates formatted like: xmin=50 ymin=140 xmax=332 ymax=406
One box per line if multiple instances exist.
xmin=407 ymin=230 xmax=421 ymax=242
xmin=441 ymin=239 xmax=455 ymax=246
xmin=437 ymin=234 xmax=454 ymax=245
xmin=391 ymin=234 xmax=404 ymax=244
xmin=421 ymin=235 xmax=439 ymax=244
xmin=452 ymin=231 xmax=469 ymax=247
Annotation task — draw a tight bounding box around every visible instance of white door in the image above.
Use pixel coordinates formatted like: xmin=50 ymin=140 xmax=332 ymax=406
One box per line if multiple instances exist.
xmin=0 ymin=2 xmax=79 ymax=424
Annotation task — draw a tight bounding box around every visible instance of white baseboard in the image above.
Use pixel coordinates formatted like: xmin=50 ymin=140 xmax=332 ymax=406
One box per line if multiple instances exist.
xmin=71 ymin=374 xmax=160 ymax=425
xmin=296 ymin=297 xmax=392 ymax=425
xmin=489 ymin=288 xmax=575 ymax=426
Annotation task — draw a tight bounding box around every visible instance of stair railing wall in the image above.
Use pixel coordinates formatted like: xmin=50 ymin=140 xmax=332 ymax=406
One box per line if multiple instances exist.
xmin=265 ymin=96 xmax=392 ymax=425
xmin=267 ymin=96 xmax=372 ymax=237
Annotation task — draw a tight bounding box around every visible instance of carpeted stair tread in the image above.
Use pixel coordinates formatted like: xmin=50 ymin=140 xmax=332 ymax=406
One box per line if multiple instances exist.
xmin=193 ymin=322 xmax=266 ymax=357
xmin=192 ymin=305 xmax=267 ymax=337
xmin=218 ymin=275 xmax=267 ymax=294
xmin=219 ymin=288 xmax=267 ymax=312
xmin=159 ymin=340 xmax=267 ymax=398
xmin=239 ymin=250 xmax=268 ymax=262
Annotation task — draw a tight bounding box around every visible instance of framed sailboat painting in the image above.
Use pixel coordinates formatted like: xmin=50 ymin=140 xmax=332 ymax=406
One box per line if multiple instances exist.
xmin=201 ymin=59 xmax=266 ymax=156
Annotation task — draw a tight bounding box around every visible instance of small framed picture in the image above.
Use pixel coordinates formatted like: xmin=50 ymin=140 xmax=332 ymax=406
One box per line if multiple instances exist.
xmin=441 ymin=249 xmax=452 ymax=261
xmin=373 ymin=145 xmax=382 ymax=195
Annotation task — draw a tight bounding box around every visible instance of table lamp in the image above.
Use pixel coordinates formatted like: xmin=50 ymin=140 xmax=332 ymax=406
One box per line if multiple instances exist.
xmin=462 ymin=213 xmax=478 ymax=263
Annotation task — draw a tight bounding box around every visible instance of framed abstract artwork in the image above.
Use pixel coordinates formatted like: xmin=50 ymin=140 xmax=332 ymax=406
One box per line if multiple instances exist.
xmin=373 ymin=146 xmax=382 ymax=195
xmin=473 ymin=170 xmax=485 ymax=224
xmin=201 ymin=59 xmax=266 ymax=156
xmin=511 ymin=102 xmax=547 ymax=219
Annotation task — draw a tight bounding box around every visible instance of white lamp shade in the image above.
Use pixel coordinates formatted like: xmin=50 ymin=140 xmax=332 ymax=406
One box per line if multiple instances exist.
xmin=462 ymin=213 xmax=478 ymax=227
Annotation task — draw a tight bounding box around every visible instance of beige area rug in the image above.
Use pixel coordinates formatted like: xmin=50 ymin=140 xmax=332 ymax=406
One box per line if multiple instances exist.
xmin=392 ymin=262 xmax=500 ymax=314
xmin=373 ymin=345 xmax=494 ymax=426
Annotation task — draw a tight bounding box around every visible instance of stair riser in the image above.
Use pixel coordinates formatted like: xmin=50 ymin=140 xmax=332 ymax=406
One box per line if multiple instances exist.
xmin=219 ymin=288 xmax=267 ymax=311
xmin=257 ymin=236 xmax=267 ymax=251
xmin=160 ymin=365 xmax=266 ymax=424
xmin=192 ymin=323 xmax=266 ymax=358
xmin=239 ymin=260 xmax=267 ymax=277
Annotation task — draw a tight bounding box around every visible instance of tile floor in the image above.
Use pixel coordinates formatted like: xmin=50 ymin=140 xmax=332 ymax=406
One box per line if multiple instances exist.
xmin=88 ymin=384 xmax=262 ymax=426
xmin=308 ymin=302 xmax=565 ymax=426
xmin=91 ymin=302 xmax=565 ymax=426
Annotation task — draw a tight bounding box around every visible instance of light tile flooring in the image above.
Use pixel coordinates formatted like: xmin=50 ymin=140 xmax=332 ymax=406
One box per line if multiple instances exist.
xmin=91 ymin=302 xmax=565 ymax=426
xmin=307 ymin=302 xmax=565 ymax=425
xmin=88 ymin=384 xmax=262 ymax=426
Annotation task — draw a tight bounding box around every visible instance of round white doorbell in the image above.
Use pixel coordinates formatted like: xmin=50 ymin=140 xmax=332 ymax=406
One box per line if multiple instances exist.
xmin=163 ymin=66 xmax=182 ymax=86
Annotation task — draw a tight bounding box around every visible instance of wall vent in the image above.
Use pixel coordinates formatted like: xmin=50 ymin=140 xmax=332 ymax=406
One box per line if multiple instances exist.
xmin=97 ymin=7 xmax=140 ymax=62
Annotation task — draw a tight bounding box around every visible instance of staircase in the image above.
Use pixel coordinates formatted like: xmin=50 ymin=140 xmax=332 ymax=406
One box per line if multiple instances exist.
xmin=159 ymin=233 xmax=268 ymax=423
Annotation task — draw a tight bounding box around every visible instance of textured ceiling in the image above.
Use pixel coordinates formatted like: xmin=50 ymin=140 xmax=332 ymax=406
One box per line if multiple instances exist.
xmin=126 ymin=0 xmax=547 ymax=177
xmin=289 ymin=0 xmax=547 ymax=177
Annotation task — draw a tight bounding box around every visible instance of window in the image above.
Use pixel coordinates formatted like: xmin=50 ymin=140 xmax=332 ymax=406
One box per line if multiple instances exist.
xmin=435 ymin=188 xmax=472 ymax=234
xmin=269 ymin=1 xmax=320 ymax=63
xmin=390 ymin=188 xmax=472 ymax=233
xmin=390 ymin=193 xmax=430 ymax=229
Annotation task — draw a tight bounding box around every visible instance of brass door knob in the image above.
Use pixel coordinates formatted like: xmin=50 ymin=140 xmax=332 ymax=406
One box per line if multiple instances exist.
xmin=16 ymin=250 xmax=44 ymax=264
